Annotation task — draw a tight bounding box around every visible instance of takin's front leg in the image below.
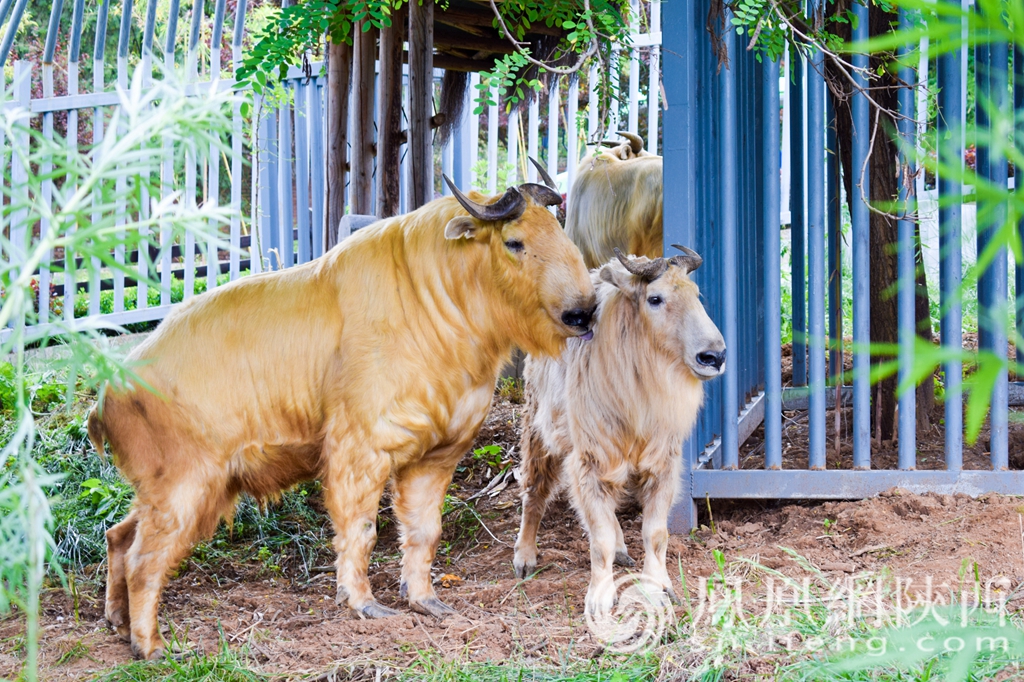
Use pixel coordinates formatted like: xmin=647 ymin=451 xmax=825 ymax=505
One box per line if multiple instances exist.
xmin=569 ymin=459 xmax=621 ymax=618
xmin=391 ymin=447 xmax=465 ymax=620
xmin=323 ymin=434 xmax=395 ymax=619
xmin=638 ymin=461 xmax=682 ymax=606
xmin=513 ymin=418 xmax=561 ymax=580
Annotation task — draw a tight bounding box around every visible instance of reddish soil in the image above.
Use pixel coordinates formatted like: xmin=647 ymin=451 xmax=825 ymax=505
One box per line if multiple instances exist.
xmin=3 ymin=395 xmax=1024 ymax=680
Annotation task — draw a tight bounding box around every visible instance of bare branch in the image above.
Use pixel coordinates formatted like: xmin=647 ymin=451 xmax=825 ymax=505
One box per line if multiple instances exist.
xmin=487 ymin=0 xmax=598 ymax=76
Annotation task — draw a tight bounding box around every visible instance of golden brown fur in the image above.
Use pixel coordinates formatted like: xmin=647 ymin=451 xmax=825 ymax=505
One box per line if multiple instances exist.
xmin=565 ymin=140 xmax=663 ymax=269
xmin=89 ymin=190 xmax=595 ymax=660
xmin=512 ymin=254 xmax=725 ymax=617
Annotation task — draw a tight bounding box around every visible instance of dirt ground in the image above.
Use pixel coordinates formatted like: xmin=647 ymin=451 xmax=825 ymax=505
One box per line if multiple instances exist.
xmin=3 ymin=395 xmax=1024 ymax=680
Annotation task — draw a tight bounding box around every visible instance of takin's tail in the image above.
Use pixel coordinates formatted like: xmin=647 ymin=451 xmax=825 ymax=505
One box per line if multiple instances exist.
xmin=87 ymin=403 xmax=106 ymax=458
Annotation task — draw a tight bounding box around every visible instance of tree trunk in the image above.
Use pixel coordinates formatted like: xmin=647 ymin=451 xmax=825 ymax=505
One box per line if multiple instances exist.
xmin=326 ymin=40 xmax=352 ymax=249
xmin=351 ymin=23 xmax=378 ymax=215
xmin=377 ymin=9 xmax=405 ymax=218
xmin=827 ymin=1 xmax=933 ymax=441
xmin=408 ymin=0 xmax=435 ymax=208
xmin=915 ymin=225 xmax=936 ymax=428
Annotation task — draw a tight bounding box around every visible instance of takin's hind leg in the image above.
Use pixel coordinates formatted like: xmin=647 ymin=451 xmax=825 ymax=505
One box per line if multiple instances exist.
xmin=613 ymin=517 xmax=635 ymax=568
xmin=124 ymin=483 xmax=230 ymax=660
xmin=513 ymin=421 xmax=562 ymax=579
xmin=105 ymin=509 xmax=138 ymax=642
xmin=392 ymin=444 xmax=466 ymax=619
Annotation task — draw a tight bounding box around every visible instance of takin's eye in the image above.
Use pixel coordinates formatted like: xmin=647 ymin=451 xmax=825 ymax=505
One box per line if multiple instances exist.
xmin=504 ymin=238 xmax=525 ymax=253
xmin=647 ymin=294 xmax=664 ymax=307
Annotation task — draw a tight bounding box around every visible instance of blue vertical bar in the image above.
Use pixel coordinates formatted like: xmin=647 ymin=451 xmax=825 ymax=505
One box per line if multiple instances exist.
xmin=850 ymin=0 xmax=871 ymax=470
xmin=1016 ymin=46 xmax=1024 ymax=347
xmin=0 ymin=0 xmax=14 ymax=33
xmin=189 ymin=0 xmax=204 ymax=52
xmin=897 ymin=9 xmax=917 ymax=470
xmin=233 ymin=0 xmax=247 ymax=47
xmin=0 ymin=0 xmax=30 ymax=67
xmin=764 ymin=54 xmax=782 ymax=470
xmin=827 ymin=96 xmax=841 ymax=385
xmin=790 ymin=54 xmax=807 ymax=386
xmin=165 ymin=0 xmax=180 ymax=56
xmin=69 ymin=0 xmax=84 ymax=62
xmin=720 ymin=8 xmax=739 ymax=470
xmin=938 ymin=11 xmax=964 ymax=471
xmin=118 ymin=0 xmax=133 ymax=59
xmin=988 ymin=39 xmax=1008 ymax=470
xmin=807 ymin=44 xmax=826 ymax=470
xmin=211 ymin=0 xmax=226 ymax=47
xmin=94 ymin=0 xmax=109 ymax=62
xmin=142 ymin=0 xmax=158 ymax=56
xmin=663 ymin=0 xmax=698 ymax=531
xmin=42 ymin=0 xmax=65 ymax=63
xmin=975 ymin=31 xmax=991 ymax=351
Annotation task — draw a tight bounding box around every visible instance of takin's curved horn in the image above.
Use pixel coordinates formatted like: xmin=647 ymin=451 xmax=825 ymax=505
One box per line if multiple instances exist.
xmin=669 ymin=244 xmax=703 ymax=273
xmin=527 ymin=156 xmax=559 ymax=190
xmin=616 ymin=131 xmax=645 ymax=154
xmin=518 ymin=183 xmax=562 ymax=207
xmin=614 ymin=247 xmax=668 ymax=281
xmin=443 ymin=174 xmax=525 ymax=222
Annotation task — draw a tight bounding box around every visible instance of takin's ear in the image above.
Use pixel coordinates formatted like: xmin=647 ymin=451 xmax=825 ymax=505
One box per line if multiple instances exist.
xmin=444 ymin=216 xmax=480 ymax=240
xmin=599 ymin=263 xmax=643 ymax=296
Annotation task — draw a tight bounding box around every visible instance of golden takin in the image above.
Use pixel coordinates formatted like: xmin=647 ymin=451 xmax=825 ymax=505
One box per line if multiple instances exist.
xmin=564 ymin=132 xmax=663 ymax=269
xmin=88 ymin=178 xmax=596 ymax=660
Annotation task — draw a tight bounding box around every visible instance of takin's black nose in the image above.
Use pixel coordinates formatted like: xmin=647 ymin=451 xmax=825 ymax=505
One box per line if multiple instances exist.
xmin=696 ymin=349 xmax=726 ymax=371
xmin=561 ymin=306 xmax=596 ymax=329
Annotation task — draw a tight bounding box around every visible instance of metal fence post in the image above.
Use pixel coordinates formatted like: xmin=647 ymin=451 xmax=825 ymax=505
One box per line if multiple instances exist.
xmin=851 ymin=0 xmax=871 ymax=470
xmin=938 ymin=7 xmax=964 ymax=470
xmin=807 ymin=42 xmax=826 ymax=469
xmin=764 ymin=53 xmax=782 ymax=471
xmin=1015 ymin=45 xmax=1024 ymax=345
xmin=663 ymin=0 xmax=698 ymax=531
xmin=897 ymin=8 xmax=918 ymax=471
xmin=790 ymin=53 xmax=807 ymax=386
xmin=987 ymin=37 xmax=1009 ymax=469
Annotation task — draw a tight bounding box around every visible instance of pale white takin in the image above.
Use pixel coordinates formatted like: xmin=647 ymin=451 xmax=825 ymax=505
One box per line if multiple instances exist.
xmin=512 ymin=246 xmax=725 ymax=616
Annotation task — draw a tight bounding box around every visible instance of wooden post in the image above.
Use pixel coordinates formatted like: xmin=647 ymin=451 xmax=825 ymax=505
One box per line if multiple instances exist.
xmin=408 ymin=0 xmax=433 ymax=208
xmin=351 ymin=22 xmax=377 ymax=215
xmin=326 ymin=39 xmax=351 ymax=249
xmin=377 ymin=8 xmax=405 ymax=218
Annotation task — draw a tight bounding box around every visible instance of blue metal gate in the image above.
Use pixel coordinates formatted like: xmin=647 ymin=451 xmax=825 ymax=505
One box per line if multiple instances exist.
xmin=663 ymin=0 xmax=1024 ymax=531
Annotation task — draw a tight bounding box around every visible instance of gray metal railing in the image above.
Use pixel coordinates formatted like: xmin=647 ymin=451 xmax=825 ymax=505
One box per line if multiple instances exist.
xmin=664 ymin=0 xmax=1024 ymax=531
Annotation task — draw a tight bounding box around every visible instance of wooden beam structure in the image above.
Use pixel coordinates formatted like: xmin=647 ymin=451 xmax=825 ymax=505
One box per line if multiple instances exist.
xmin=408 ymin=0 xmax=434 ymax=208
xmin=326 ymin=39 xmax=351 ymax=249
xmin=350 ymin=21 xmax=376 ymax=215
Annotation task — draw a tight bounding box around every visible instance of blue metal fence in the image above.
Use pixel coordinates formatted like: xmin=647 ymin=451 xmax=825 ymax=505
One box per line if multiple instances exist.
xmin=664 ymin=0 xmax=1024 ymax=531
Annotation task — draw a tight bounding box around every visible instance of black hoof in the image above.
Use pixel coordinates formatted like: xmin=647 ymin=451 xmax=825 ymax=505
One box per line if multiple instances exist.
xmin=514 ymin=562 xmax=536 ymax=580
xmin=410 ymin=597 xmax=458 ymax=620
xmin=614 ymin=551 xmax=635 ymax=568
xmin=358 ymin=601 xmax=399 ymax=619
